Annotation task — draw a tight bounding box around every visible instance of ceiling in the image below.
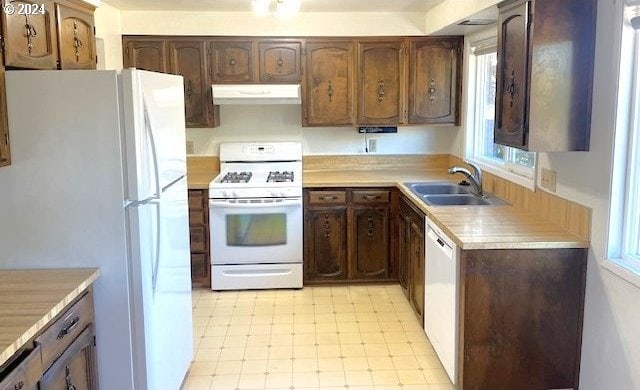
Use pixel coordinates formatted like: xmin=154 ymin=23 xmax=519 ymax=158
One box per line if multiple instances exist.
xmin=102 ymin=0 xmax=447 ymax=12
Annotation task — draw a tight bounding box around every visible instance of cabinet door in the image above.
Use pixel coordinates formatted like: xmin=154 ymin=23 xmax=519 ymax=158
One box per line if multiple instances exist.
xmin=409 ymin=220 xmax=425 ymax=323
xmin=40 ymin=326 xmax=98 ymax=390
xmin=304 ymin=41 xmax=356 ymax=126
xmin=304 ymin=207 xmax=348 ymax=281
xmin=0 ymin=58 xmax=10 ymax=168
xmin=398 ymin=209 xmax=411 ymax=298
xmin=358 ymin=41 xmax=406 ymax=125
xmin=495 ymin=0 xmax=530 ymax=148
xmin=409 ymin=38 xmax=461 ymax=125
xmin=259 ymin=41 xmax=302 ymax=82
xmin=351 ymin=206 xmax=390 ymax=280
xmin=123 ymin=38 xmax=169 ymax=73
xmin=1 ymin=0 xmax=58 ymax=69
xmin=169 ymin=39 xmax=215 ymax=127
xmin=209 ymin=41 xmax=255 ymax=83
xmin=56 ymin=3 xmax=96 ymax=69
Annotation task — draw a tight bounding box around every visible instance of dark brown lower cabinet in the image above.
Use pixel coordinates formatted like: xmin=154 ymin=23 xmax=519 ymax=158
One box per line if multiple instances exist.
xmin=351 ymin=206 xmax=390 ymax=279
xmin=304 ymin=188 xmax=392 ymax=284
xmin=304 ymin=206 xmax=349 ymax=281
xmin=188 ymin=189 xmax=211 ymax=287
xmin=39 ymin=326 xmax=97 ymax=390
xmin=458 ymin=248 xmax=587 ymax=390
xmin=398 ymin=195 xmax=425 ymax=322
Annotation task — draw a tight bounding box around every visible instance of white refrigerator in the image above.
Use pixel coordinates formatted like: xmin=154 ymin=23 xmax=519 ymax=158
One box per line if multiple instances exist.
xmin=0 ymin=70 xmax=193 ymax=390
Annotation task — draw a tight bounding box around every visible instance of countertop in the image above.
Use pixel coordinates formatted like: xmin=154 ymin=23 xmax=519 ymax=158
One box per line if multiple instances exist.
xmin=303 ymin=169 xmax=590 ymax=250
xmin=0 ymin=268 xmax=100 ymax=368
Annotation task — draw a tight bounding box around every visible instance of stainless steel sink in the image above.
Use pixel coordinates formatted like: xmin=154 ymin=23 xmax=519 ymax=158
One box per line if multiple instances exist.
xmin=407 ymin=182 xmax=470 ymax=196
xmin=404 ymin=182 xmax=509 ymax=207
xmin=423 ymin=194 xmax=490 ymax=206
xmin=422 ymin=194 xmax=509 ymax=207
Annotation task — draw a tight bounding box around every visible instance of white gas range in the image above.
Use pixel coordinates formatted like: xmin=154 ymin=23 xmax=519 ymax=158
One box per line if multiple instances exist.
xmin=208 ymin=142 xmax=303 ymax=290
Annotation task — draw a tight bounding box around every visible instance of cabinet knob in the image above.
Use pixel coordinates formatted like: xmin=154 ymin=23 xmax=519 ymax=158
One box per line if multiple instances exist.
xmin=428 ymin=79 xmax=437 ymax=101
xmin=277 ymin=58 xmax=284 ymax=67
xmin=229 ymin=58 xmax=237 ymax=66
xmin=14 ymin=382 xmax=24 ymax=390
xmin=327 ymin=80 xmax=334 ymax=103
xmin=377 ymin=80 xmax=385 ymax=103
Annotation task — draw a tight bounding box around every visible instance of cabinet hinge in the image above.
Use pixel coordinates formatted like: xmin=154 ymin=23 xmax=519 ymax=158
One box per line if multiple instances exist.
xmin=4 ymin=132 xmax=9 ymax=146
xmin=93 ymin=335 xmax=97 ymax=347
xmin=93 ymin=26 xmax=96 ymax=36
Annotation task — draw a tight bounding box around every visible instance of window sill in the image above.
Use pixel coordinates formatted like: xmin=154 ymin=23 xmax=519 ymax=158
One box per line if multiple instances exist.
xmin=601 ymin=258 xmax=640 ymax=289
xmin=467 ymin=157 xmax=536 ymax=191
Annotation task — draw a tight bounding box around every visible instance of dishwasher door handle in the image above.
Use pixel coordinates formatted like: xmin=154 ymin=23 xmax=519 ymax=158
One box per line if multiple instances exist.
xmin=428 ymin=229 xmax=453 ymax=258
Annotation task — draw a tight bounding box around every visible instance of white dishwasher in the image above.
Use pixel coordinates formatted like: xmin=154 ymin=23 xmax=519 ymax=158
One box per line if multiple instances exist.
xmin=424 ymin=219 xmax=459 ymax=385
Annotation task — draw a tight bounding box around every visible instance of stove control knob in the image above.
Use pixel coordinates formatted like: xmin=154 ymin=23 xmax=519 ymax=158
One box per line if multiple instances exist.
xmin=280 ymin=191 xmax=288 ymax=197
xmin=222 ymin=191 xmax=229 ymax=198
xmin=270 ymin=191 xmax=279 ymax=198
xmin=232 ymin=191 xmax=238 ymax=198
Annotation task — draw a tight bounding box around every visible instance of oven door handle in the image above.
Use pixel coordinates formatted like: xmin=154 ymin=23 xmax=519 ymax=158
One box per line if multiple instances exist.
xmin=209 ymin=198 xmax=302 ymax=208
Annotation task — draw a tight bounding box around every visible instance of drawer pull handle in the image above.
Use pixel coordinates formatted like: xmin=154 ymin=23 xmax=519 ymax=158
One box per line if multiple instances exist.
xmin=363 ymin=195 xmax=382 ymax=200
xmin=318 ymin=195 xmax=338 ymax=201
xmin=57 ymin=316 xmax=80 ymax=340
xmin=14 ymin=381 xmax=24 ymax=390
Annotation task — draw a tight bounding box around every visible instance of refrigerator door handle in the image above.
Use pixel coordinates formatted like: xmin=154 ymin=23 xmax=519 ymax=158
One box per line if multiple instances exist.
xmin=149 ymin=198 xmax=162 ymax=295
xmin=143 ymin=98 xmax=161 ymax=200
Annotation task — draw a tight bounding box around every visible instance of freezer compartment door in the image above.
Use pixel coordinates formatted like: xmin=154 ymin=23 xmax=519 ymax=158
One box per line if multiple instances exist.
xmin=126 ymin=177 xmax=193 ymax=390
xmin=212 ymin=263 xmax=303 ymax=290
xmin=121 ymin=69 xmax=187 ymax=201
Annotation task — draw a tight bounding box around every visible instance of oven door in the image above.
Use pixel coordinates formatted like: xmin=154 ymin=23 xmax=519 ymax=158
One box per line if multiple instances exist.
xmin=210 ymin=198 xmax=303 ymax=265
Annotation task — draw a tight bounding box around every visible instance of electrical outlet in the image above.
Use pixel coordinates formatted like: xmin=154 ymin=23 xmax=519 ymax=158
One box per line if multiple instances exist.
xmin=541 ymin=168 xmax=557 ymax=192
xmin=186 ymin=141 xmax=195 ymax=155
xmin=368 ymin=138 xmax=377 ymax=153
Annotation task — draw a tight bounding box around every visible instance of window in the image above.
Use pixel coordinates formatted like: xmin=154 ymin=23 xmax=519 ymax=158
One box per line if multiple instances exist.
xmin=607 ymin=2 xmax=640 ymax=281
xmin=468 ymin=39 xmax=536 ymax=189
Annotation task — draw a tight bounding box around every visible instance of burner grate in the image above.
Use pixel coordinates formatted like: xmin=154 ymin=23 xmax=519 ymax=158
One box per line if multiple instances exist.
xmin=221 ymin=171 xmax=253 ymax=184
xmin=267 ymin=171 xmax=295 ymax=183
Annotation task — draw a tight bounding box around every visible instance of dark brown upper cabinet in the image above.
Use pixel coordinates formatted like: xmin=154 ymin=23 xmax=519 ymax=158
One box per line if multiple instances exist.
xmin=209 ymin=41 xmax=255 ymax=83
xmin=123 ymin=38 xmax=169 ymax=73
xmin=409 ymin=37 xmax=462 ymax=125
xmin=0 ymin=58 xmax=10 ymax=168
xmin=259 ymin=41 xmax=302 ymax=82
xmin=303 ymin=41 xmax=356 ymax=126
xmin=358 ymin=41 xmax=407 ymax=125
xmin=1 ymin=0 xmax=58 ymax=69
xmin=169 ymin=39 xmax=216 ymax=127
xmin=56 ymin=2 xmax=96 ymax=70
xmin=495 ymin=0 xmax=596 ymax=151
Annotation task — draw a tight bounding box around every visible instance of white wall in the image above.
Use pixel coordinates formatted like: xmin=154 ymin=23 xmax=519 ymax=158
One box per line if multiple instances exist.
xmin=121 ymin=11 xmax=428 ymax=36
xmin=424 ymin=0 xmax=500 ymax=35
xmin=94 ymin=2 xmax=123 ymax=70
xmin=453 ymin=1 xmax=640 ymax=388
xmin=188 ymin=105 xmax=457 ymax=156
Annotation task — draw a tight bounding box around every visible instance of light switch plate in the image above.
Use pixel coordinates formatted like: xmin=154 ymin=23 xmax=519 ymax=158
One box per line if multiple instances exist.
xmin=541 ymin=168 xmax=557 ymax=192
xmin=186 ymin=141 xmax=195 ymax=155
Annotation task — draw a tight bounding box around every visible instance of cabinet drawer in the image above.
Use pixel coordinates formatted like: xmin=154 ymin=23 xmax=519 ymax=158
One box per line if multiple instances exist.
xmin=35 ymin=292 xmax=94 ymax=369
xmin=189 ymin=210 xmax=207 ymax=226
xmin=190 ymin=226 xmax=208 ymax=253
xmin=352 ymin=190 xmax=390 ymax=204
xmin=0 ymin=346 xmax=42 ymax=390
xmin=188 ymin=190 xmax=206 ymax=210
xmin=308 ymin=191 xmax=347 ymax=205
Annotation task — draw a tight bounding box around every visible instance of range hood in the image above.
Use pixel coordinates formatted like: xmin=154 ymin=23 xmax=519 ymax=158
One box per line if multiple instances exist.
xmin=212 ymin=84 xmax=301 ymax=105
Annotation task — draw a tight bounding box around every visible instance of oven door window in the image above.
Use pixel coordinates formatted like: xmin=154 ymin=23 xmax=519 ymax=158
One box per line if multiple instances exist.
xmin=226 ymin=213 xmax=287 ymax=246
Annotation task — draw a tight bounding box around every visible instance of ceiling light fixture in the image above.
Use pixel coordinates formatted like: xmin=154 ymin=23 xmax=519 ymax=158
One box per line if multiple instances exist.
xmin=251 ymin=0 xmax=301 ymax=19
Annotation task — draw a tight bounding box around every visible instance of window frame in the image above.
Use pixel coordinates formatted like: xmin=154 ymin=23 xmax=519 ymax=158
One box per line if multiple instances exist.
xmin=605 ymin=2 xmax=640 ymax=287
xmin=465 ymin=32 xmax=537 ymax=191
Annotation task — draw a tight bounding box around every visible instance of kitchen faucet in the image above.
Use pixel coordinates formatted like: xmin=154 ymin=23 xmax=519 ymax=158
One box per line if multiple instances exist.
xmin=448 ymin=160 xmax=483 ymax=197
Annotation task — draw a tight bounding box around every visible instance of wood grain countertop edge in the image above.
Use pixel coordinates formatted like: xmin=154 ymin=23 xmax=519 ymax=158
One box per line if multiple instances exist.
xmin=0 ymin=268 xmax=100 ymax=368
